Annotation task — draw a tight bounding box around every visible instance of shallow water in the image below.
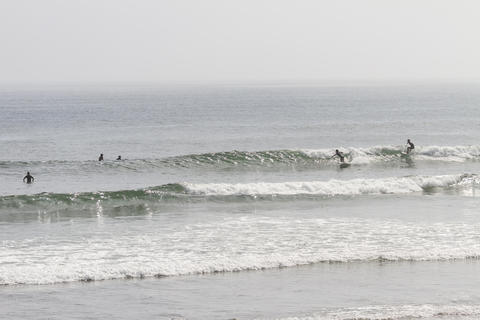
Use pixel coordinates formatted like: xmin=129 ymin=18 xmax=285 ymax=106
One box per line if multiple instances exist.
xmin=3 ymin=259 xmax=480 ymax=320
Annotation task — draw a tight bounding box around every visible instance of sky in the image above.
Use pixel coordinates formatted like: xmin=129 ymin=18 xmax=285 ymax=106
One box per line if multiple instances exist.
xmin=1 ymin=0 xmax=479 ymax=84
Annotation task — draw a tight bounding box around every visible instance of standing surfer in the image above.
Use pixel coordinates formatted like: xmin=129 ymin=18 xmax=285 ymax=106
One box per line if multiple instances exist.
xmin=406 ymin=139 xmax=415 ymax=154
xmin=332 ymin=149 xmax=345 ymax=163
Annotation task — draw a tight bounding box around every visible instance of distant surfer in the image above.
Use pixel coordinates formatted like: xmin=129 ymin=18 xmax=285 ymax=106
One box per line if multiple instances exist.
xmin=406 ymin=139 xmax=415 ymax=154
xmin=332 ymin=149 xmax=345 ymax=163
xmin=116 ymin=155 xmax=122 ymax=160
xmin=98 ymin=153 xmax=104 ymax=161
xmin=23 ymin=172 xmax=34 ymax=184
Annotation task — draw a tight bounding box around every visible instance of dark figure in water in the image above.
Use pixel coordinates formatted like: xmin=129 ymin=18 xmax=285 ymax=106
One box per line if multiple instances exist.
xmin=116 ymin=155 xmax=121 ymax=160
xmin=23 ymin=172 xmax=34 ymax=184
xmin=332 ymin=149 xmax=345 ymax=163
xmin=406 ymin=139 xmax=415 ymax=154
xmin=98 ymin=153 xmax=104 ymax=161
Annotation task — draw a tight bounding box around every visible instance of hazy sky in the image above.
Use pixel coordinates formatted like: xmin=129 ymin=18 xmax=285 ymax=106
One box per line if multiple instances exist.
xmin=1 ymin=0 xmax=479 ymax=84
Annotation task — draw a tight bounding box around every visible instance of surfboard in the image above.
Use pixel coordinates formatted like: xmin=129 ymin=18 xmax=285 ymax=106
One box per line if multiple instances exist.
xmin=339 ymin=162 xmax=351 ymax=168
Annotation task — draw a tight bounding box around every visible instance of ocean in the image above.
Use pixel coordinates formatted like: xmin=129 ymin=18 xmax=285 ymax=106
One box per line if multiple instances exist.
xmin=1 ymin=83 xmax=480 ymax=319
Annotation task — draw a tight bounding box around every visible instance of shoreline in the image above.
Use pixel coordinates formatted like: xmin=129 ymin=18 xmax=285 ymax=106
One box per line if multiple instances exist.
xmin=2 ymin=259 xmax=480 ymax=319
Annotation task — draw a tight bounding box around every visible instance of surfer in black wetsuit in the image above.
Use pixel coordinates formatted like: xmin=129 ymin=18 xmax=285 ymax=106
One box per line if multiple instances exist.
xmin=116 ymin=155 xmax=121 ymax=160
xmin=98 ymin=153 xmax=104 ymax=161
xmin=23 ymin=172 xmax=34 ymax=184
xmin=332 ymin=149 xmax=345 ymax=163
xmin=406 ymin=139 xmax=415 ymax=154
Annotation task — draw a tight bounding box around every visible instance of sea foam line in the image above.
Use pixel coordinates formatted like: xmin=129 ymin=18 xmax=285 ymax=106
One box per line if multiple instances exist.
xmin=264 ymin=304 xmax=480 ymax=320
xmin=184 ymin=174 xmax=470 ymax=196
xmin=2 ymin=216 xmax=480 ymax=285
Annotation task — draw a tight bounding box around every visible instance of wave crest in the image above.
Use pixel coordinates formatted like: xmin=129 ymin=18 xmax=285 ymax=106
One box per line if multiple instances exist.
xmin=0 ymin=174 xmax=475 ymax=210
xmin=2 ymin=145 xmax=480 ymax=173
xmin=184 ymin=174 xmax=471 ymax=196
xmin=0 ymin=174 xmax=474 ymax=215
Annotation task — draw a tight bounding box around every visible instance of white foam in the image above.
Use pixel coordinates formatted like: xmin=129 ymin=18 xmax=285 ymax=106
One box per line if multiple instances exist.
xmin=302 ymin=145 xmax=480 ymax=164
xmin=266 ymin=304 xmax=480 ymax=320
xmin=2 ymin=215 xmax=480 ymax=285
xmin=184 ymin=174 xmax=466 ymax=196
xmin=415 ymin=145 xmax=480 ymax=162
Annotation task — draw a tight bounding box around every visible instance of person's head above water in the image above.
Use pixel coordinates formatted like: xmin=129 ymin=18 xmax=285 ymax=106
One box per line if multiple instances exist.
xmin=27 ymin=171 xmax=30 ymax=175
xmin=407 ymin=139 xmax=411 ymax=143
xmin=335 ymin=149 xmax=339 ymax=152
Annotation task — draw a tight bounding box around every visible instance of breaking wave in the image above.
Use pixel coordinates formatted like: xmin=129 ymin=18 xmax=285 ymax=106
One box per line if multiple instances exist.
xmin=303 ymin=144 xmax=480 ymax=164
xmin=0 ymin=174 xmax=476 ymax=209
xmin=184 ymin=174 xmax=472 ymax=196
xmin=1 ymin=145 xmax=480 ymax=172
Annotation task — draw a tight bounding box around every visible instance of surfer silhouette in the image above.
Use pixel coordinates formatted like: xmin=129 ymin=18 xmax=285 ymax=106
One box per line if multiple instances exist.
xmin=98 ymin=153 xmax=104 ymax=161
xmin=116 ymin=155 xmax=121 ymax=160
xmin=406 ymin=139 xmax=415 ymax=154
xmin=23 ymin=172 xmax=34 ymax=184
xmin=332 ymin=149 xmax=345 ymax=163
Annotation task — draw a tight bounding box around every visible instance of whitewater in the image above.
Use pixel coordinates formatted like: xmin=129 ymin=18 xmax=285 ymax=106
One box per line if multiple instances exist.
xmin=3 ymin=214 xmax=480 ymax=286
xmin=2 ymin=84 xmax=480 ymax=319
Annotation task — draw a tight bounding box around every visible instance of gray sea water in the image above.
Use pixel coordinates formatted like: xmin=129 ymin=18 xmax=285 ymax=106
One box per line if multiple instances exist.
xmin=1 ymin=83 xmax=480 ymax=319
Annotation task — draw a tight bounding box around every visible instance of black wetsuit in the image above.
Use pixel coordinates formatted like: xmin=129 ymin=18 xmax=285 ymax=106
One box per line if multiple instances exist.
xmin=407 ymin=141 xmax=415 ymax=153
xmin=23 ymin=174 xmax=34 ymax=184
xmin=335 ymin=151 xmax=345 ymax=163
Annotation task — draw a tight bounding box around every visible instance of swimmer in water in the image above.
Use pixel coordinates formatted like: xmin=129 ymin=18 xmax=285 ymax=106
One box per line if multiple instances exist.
xmin=23 ymin=172 xmax=34 ymax=184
